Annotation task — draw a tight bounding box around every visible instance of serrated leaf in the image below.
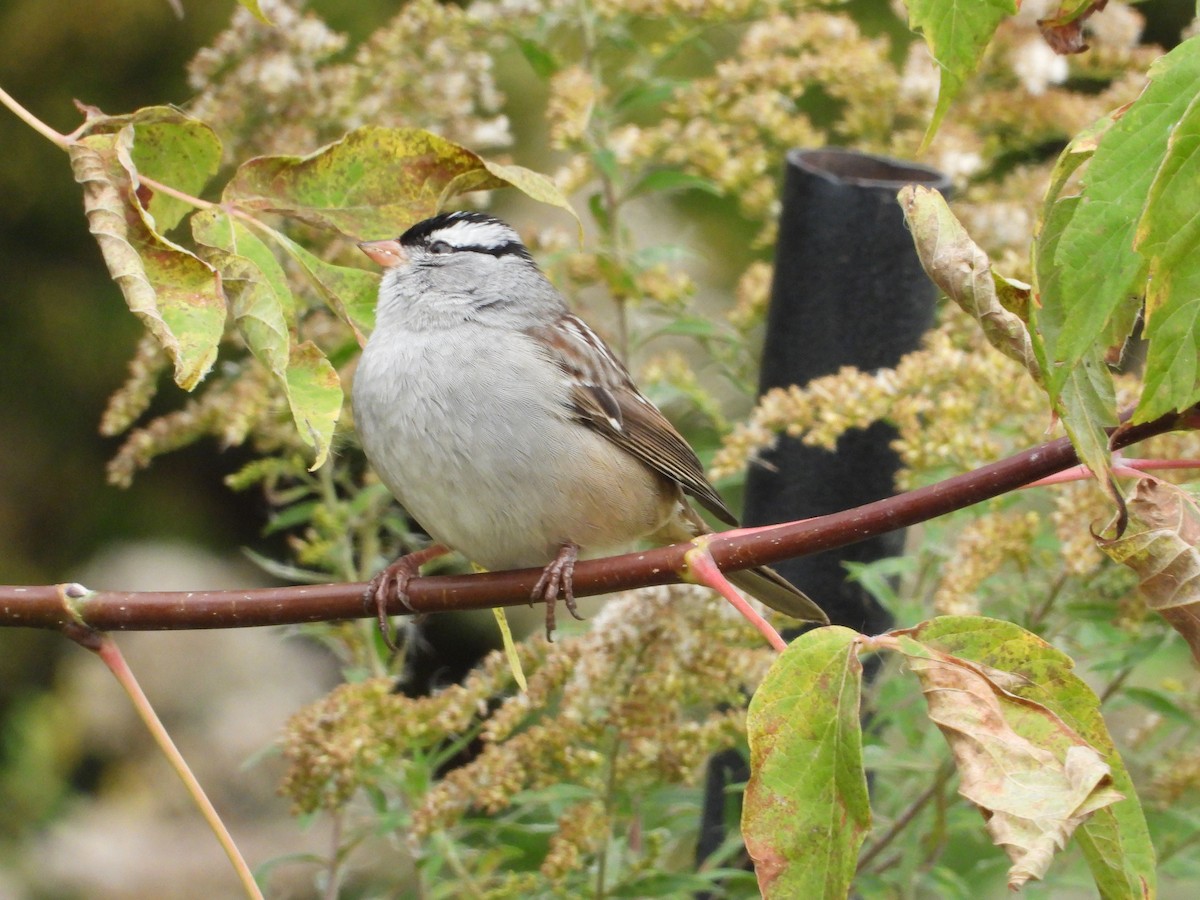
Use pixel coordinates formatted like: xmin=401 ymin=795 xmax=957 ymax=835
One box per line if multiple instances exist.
xmin=899 ymin=185 xmax=1040 ymax=382
xmin=905 ymin=0 xmax=1018 ymax=146
xmin=744 ymin=627 xmax=868 ymax=899
xmin=1133 ymin=88 xmax=1200 ymax=422
xmin=285 ymin=340 xmax=342 ymax=471
xmin=271 ymin=231 xmax=378 ymax=344
xmin=903 ymin=617 xmax=1155 ymax=898
xmin=1097 ymin=478 xmax=1200 ymax=665
xmin=70 ymin=129 xmax=224 ymax=391
xmin=224 ymin=126 xmax=578 ymax=239
xmin=1033 ymin=195 xmax=1118 ymax=488
xmin=1048 ymin=37 xmax=1200 ymax=394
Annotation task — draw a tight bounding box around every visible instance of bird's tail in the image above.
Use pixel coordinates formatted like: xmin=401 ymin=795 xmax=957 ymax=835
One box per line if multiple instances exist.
xmin=728 ymin=565 xmax=828 ymax=624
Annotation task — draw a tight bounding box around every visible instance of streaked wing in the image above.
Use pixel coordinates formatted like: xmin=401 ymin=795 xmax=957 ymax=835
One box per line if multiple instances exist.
xmin=529 ymin=314 xmax=737 ymax=526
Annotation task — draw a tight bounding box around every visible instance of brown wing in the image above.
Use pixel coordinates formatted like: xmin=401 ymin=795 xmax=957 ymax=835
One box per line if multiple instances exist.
xmin=529 ymin=314 xmax=737 ymax=526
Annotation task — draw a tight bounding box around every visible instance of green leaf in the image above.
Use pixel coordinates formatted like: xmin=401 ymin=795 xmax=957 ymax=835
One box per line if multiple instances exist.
xmin=74 ymin=105 xmax=222 ymax=234
xmin=1133 ymin=88 xmax=1200 ymax=422
xmin=70 ymin=129 xmax=224 ymax=391
xmin=1047 ymin=37 xmax=1200 ymax=395
xmin=191 ymin=210 xmax=341 ymax=468
xmin=224 ymin=126 xmax=578 ymax=239
xmin=1033 ymin=195 xmax=1117 ymax=488
xmin=191 ymin=209 xmax=295 ymax=319
xmin=627 ymin=169 xmax=721 ymax=200
xmin=744 ymin=626 xmax=868 ymax=898
xmin=515 ymin=37 xmax=559 ymax=78
xmin=905 ymin=0 xmax=1018 ymax=146
xmin=285 ymin=340 xmax=343 ymax=471
xmin=236 ymin=0 xmax=272 ymax=24
xmin=270 ymin=231 xmax=378 ymax=343
xmin=906 ymin=617 xmax=1156 ymax=898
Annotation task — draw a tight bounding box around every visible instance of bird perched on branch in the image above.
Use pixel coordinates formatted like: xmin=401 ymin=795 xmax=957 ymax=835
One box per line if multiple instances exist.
xmin=353 ymin=211 xmax=826 ymax=641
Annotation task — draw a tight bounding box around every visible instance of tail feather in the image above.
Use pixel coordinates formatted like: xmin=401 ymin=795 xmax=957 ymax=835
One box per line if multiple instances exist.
xmin=728 ymin=566 xmax=827 ymax=623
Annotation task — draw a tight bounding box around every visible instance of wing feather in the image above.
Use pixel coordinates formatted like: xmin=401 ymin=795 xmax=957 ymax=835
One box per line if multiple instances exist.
xmin=528 ymin=315 xmax=737 ymax=526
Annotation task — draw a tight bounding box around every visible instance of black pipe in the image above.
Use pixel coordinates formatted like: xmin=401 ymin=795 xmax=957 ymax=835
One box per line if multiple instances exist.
xmin=745 ymin=148 xmax=951 ymax=634
xmin=695 ymin=149 xmax=950 ymax=882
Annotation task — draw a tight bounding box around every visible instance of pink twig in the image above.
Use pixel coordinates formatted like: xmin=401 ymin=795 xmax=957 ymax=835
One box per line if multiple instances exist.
xmin=684 ymin=542 xmax=788 ymax=652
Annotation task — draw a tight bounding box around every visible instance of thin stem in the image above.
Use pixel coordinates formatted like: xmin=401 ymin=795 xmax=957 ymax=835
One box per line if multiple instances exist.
xmin=89 ymin=633 xmax=263 ymax=899
xmin=139 ymin=173 xmax=216 ymax=211
xmin=685 ymin=544 xmax=788 ymax=651
xmin=0 ymin=84 xmax=70 ymax=148
xmin=432 ymin=830 xmax=486 ymax=898
xmin=858 ymin=759 xmax=955 ymax=873
xmin=322 ymin=810 xmax=344 ymax=900
xmin=1099 ymin=661 xmax=1138 ymax=705
xmin=1025 ymin=573 xmax=1068 ymax=631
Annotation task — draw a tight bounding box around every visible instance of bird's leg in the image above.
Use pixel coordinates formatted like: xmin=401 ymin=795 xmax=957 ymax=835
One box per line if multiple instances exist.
xmin=532 ymin=541 xmax=583 ymax=640
xmin=365 ymin=543 xmax=450 ymax=651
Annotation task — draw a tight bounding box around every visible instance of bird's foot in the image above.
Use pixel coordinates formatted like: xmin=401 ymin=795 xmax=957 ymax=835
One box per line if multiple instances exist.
xmin=365 ymin=544 xmax=449 ymax=651
xmin=532 ymin=542 xmax=583 ymax=641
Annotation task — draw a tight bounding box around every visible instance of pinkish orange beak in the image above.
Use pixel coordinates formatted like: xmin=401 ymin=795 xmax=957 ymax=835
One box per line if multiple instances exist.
xmin=358 ymin=239 xmax=407 ymax=268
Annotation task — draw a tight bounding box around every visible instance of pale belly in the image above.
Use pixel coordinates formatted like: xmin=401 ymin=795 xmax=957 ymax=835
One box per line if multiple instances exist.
xmin=353 ymin=328 xmax=674 ymax=570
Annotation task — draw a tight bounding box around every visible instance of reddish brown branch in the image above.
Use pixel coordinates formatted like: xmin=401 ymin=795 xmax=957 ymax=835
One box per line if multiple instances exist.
xmin=2 ymin=407 xmax=1195 ymax=634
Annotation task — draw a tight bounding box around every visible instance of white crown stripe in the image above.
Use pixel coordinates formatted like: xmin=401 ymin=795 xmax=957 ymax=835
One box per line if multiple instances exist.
xmin=432 ymin=219 xmax=521 ymax=250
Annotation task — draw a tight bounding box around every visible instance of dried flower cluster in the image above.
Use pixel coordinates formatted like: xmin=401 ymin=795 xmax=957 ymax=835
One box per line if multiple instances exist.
xmin=932 ymin=510 xmax=1043 ymax=616
xmin=188 ymin=0 xmax=509 ymax=161
xmin=711 ymin=308 xmax=1047 ymax=486
xmin=280 ymin=585 xmax=773 ymax=881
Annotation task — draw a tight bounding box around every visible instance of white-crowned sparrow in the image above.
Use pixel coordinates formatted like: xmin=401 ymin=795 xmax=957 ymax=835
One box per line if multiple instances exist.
xmin=353 ymin=211 xmax=827 ymax=639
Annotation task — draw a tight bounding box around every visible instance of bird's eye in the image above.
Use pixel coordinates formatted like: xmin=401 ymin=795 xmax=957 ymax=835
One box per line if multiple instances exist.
xmin=428 ymin=240 xmax=453 ymax=254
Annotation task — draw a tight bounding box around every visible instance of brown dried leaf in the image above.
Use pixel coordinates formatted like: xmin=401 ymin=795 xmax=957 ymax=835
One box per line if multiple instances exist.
xmin=69 ymin=128 xmax=225 ymax=391
xmin=1039 ymin=0 xmax=1109 ymax=55
xmin=897 ymin=637 xmax=1122 ymax=888
xmin=1097 ymin=477 xmax=1200 ymax=663
xmin=898 ymin=185 xmax=1041 ymax=384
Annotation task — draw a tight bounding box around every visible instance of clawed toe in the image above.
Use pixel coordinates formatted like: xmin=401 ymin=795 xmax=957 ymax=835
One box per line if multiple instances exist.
xmin=533 ymin=542 xmax=582 ymax=641
xmin=365 ymin=544 xmax=449 ymax=651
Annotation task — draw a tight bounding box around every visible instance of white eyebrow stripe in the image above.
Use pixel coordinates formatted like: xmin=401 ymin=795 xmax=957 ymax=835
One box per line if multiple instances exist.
xmin=433 ymin=219 xmax=520 ymax=249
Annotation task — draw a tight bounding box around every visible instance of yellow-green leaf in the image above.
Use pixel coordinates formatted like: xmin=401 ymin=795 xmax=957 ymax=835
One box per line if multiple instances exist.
xmin=191 ymin=209 xmax=295 ymax=319
xmin=70 ymin=129 xmax=224 ymax=391
xmin=271 ymin=231 xmax=378 ymax=344
xmin=285 ymin=340 xmax=343 ymax=471
xmin=744 ymin=626 xmax=868 ymax=898
xmin=224 ymin=126 xmax=578 ymax=240
xmin=895 ymin=633 xmax=1121 ymax=888
xmin=74 ymin=105 xmax=221 ymax=234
